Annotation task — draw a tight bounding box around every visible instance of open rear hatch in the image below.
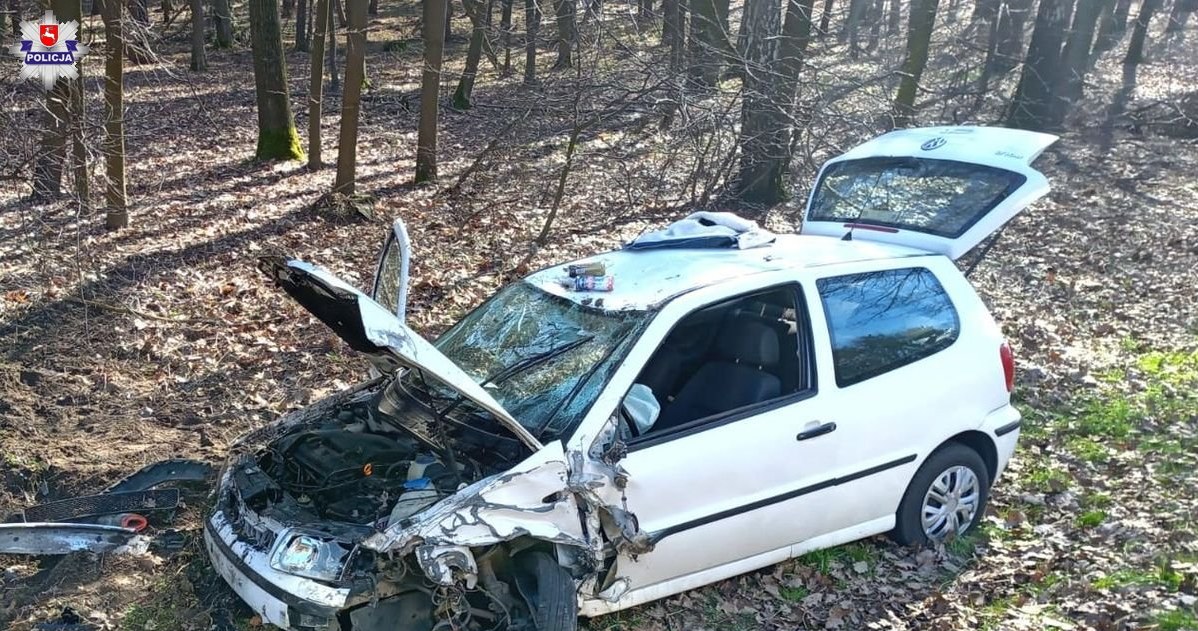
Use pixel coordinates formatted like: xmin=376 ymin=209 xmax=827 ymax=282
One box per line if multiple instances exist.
xmin=800 ymin=126 xmax=1058 ymax=260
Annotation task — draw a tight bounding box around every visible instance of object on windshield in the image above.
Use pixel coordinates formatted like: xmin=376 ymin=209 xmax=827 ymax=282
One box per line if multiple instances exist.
xmin=561 ymin=275 xmax=615 ymax=292
xmin=565 ymin=262 xmax=606 ymax=277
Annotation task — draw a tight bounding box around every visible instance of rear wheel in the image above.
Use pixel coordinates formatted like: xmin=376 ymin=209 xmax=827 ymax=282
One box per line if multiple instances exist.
xmin=892 ymin=443 xmax=991 ymax=546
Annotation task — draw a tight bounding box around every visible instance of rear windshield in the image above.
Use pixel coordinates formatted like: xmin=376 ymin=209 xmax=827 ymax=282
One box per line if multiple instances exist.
xmin=809 ymin=157 xmax=1025 ymax=238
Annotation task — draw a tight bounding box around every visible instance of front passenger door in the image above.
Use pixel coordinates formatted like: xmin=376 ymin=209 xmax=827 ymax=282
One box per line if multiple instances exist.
xmin=597 ymin=283 xmax=840 ymax=595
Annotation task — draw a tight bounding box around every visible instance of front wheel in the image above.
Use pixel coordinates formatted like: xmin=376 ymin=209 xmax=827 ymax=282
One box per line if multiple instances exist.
xmin=891 ymin=443 xmax=991 ymax=546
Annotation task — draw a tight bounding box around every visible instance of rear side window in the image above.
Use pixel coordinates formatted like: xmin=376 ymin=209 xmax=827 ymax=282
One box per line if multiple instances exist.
xmin=817 ymin=267 xmax=959 ymax=387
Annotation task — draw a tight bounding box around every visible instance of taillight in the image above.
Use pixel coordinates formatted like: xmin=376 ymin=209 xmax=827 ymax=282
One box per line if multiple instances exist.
xmin=1000 ymin=343 xmax=1015 ymax=393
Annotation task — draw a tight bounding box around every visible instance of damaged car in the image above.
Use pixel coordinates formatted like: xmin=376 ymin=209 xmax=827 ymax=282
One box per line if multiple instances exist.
xmin=205 ymin=126 xmax=1056 ymax=630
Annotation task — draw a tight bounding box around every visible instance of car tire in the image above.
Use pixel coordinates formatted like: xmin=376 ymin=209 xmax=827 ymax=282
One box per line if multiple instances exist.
xmin=513 ymin=551 xmax=578 ymax=631
xmin=891 ymin=443 xmax=991 ymax=546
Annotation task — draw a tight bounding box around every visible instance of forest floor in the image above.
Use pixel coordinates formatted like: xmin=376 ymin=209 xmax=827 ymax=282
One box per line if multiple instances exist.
xmin=2 ymin=2 xmax=1198 ymax=630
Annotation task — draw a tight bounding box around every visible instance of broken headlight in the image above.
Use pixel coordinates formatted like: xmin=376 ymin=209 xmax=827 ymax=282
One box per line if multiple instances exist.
xmin=269 ymin=530 xmax=348 ymax=582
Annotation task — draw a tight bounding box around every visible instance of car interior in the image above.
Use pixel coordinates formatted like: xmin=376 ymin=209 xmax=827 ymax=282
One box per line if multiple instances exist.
xmin=631 ymin=286 xmax=810 ymax=436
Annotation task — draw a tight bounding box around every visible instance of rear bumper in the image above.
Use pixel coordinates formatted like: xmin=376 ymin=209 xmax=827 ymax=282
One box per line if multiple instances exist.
xmin=204 ymin=510 xmax=349 ymax=630
xmin=982 ymin=404 xmax=1022 ymax=482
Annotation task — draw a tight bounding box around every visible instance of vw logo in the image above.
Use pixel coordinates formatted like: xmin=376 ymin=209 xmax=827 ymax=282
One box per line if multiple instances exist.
xmin=920 ymin=137 xmax=947 ymax=151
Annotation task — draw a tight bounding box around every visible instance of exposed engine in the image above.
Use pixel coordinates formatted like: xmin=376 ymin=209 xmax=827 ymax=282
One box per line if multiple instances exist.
xmin=248 ymin=394 xmax=482 ymax=527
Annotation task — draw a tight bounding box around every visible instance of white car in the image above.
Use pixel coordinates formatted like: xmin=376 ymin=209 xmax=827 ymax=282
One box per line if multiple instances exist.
xmin=205 ymin=126 xmax=1055 ymax=631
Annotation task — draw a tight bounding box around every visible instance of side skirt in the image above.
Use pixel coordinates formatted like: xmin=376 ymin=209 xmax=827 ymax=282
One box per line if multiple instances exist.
xmin=578 ymin=515 xmax=895 ymax=618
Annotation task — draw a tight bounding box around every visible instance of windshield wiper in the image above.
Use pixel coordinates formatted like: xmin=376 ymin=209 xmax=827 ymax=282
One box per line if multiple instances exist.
xmin=482 ymin=335 xmax=595 ymax=387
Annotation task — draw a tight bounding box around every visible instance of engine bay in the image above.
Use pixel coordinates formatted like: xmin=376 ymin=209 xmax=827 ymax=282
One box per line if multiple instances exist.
xmin=240 ymin=388 xmax=493 ymax=529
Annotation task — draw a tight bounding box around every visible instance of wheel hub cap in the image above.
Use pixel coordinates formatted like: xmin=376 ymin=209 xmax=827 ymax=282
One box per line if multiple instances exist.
xmin=921 ymin=465 xmax=979 ymax=541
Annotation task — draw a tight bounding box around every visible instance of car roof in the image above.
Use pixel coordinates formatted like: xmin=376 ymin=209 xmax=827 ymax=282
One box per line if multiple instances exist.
xmin=524 ymin=233 xmax=934 ymax=311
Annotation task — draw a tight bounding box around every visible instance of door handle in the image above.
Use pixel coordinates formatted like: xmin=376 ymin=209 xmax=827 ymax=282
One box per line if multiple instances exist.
xmin=796 ymin=422 xmax=837 ymax=441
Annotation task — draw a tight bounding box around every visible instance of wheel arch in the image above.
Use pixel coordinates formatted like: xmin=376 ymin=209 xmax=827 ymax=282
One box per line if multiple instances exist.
xmin=941 ymin=430 xmax=998 ymax=484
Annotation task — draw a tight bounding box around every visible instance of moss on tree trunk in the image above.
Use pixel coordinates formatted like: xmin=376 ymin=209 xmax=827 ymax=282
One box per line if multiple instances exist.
xmin=250 ymin=0 xmax=305 ymax=161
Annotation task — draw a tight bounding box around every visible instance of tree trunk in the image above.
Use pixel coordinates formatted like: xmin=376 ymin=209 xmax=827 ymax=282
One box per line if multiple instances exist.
xmin=971 ymin=0 xmax=1001 ymax=25
xmin=309 ymin=0 xmax=329 ymax=167
xmin=445 ymin=0 xmax=452 ymax=41
xmin=638 ymin=0 xmax=652 ymax=18
xmin=103 ymin=0 xmax=129 ymax=228
xmin=335 ymin=0 xmax=346 ymax=25
xmin=368 ymin=0 xmax=377 ymax=14
xmin=523 ymin=0 xmax=539 ymax=85
xmin=58 ymin=0 xmax=89 ymax=208
xmin=736 ymin=0 xmax=815 ymax=205
xmin=7 ymin=0 xmax=18 ymax=36
xmin=453 ymin=0 xmax=485 ymax=107
xmin=33 ymin=85 xmax=69 ymax=201
xmin=993 ymin=0 xmax=1033 ymax=73
xmin=1054 ymin=0 xmax=1105 ymax=109
xmin=1167 ymin=0 xmax=1193 ymax=32
xmin=249 ymin=0 xmax=305 ymax=160
xmin=887 ymin=0 xmax=900 ymax=33
xmin=552 ymin=0 xmax=575 ymax=68
xmin=296 ymin=0 xmax=310 ymax=50
xmin=735 ymin=0 xmax=781 ymax=201
xmin=190 ymin=0 xmax=207 ymax=69
xmin=1007 ymin=0 xmax=1075 ymax=130
xmin=333 ymin=0 xmax=366 ymax=193
xmin=818 ymin=0 xmax=834 ymax=34
xmin=688 ymin=0 xmax=732 ymax=85
xmin=892 ymin=0 xmax=940 ymax=127
xmin=840 ymin=0 xmax=866 ymax=42
xmin=416 ymin=0 xmax=447 ymax=182
xmin=328 ymin=7 xmax=341 ymax=90
xmin=662 ymin=0 xmax=682 ymax=45
xmin=1124 ymin=0 xmax=1163 ymax=63
xmin=866 ymin=0 xmax=883 ymax=50
xmin=213 ymin=0 xmax=233 ymax=46
xmin=500 ymin=0 xmax=512 ymax=73
xmin=1094 ymin=0 xmax=1133 ymax=52
xmin=668 ymin=0 xmax=685 ymax=69
xmin=283 ymin=0 xmax=294 ymax=19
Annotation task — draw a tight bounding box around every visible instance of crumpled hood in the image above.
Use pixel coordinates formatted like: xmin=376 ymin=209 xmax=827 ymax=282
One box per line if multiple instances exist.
xmin=258 ymin=256 xmax=542 ymax=451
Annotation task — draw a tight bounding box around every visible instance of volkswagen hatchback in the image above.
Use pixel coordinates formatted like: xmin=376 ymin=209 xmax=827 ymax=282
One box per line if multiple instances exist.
xmin=205 ymin=126 xmax=1056 ymax=631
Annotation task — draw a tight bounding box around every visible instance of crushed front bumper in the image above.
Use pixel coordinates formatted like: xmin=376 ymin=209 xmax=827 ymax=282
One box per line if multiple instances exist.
xmin=204 ymin=510 xmax=350 ymax=630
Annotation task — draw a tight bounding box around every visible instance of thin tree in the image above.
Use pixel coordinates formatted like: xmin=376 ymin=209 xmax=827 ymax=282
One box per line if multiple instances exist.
xmin=60 ymin=0 xmax=88 ymax=209
xmin=736 ymin=0 xmax=815 ymax=205
xmin=190 ymin=0 xmax=207 ymax=69
xmin=1169 ymin=0 xmax=1195 ymax=31
xmin=662 ymin=0 xmax=683 ymax=46
xmin=993 ymin=0 xmax=1034 ymax=74
xmin=416 ymin=0 xmax=447 ymax=182
xmin=892 ymin=0 xmax=941 ymax=127
xmin=453 ymin=0 xmax=486 ymax=107
xmin=103 ymin=0 xmax=129 ymax=228
xmin=7 ymin=0 xmax=18 ymax=35
xmin=249 ymin=0 xmax=305 ymax=159
xmin=327 ymin=9 xmax=340 ymax=91
xmin=213 ymin=0 xmax=233 ymax=46
xmin=333 ymin=0 xmax=367 ymax=193
xmin=552 ymin=0 xmax=576 ymax=68
xmin=309 ymin=0 xmax=330 ymax=167
xmin=1124 ymin=0 xmax=1164 ymax=64
xmin=1093 ymin=0 xmax=1133 ymax=56
xmin=296 ymin=0 xmax=310 ymax=50
xmin=523 ymin=0 xmax=540 ymax=84
xmin=1007 ymin=0 xmax=1075 ymax=130
xmin=1054 ymin=0 xmax=1106 ymax=109
xmin=818 ymin=0 xmax=834 ymax=34
xmin=688 ymin=0 xmax=732 ymax=84
xmin=500 ymin=0 xmax=513 ymax=74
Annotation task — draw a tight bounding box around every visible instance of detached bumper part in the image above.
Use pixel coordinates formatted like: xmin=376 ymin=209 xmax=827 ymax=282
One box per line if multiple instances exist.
xmin=204 ymin=511 xmax=349 ymax=630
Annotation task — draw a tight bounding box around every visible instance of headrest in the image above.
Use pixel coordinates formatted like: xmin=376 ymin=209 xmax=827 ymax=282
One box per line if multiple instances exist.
xmin=717 ymin=320 xmax=780 ymax=367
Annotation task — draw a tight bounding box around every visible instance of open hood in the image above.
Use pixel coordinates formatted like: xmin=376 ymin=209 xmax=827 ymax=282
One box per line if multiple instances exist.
xmin=801 ymin=126 xmax=1059 ymax=260
xmin=259 ymin=257 xmax=543 ymax=451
